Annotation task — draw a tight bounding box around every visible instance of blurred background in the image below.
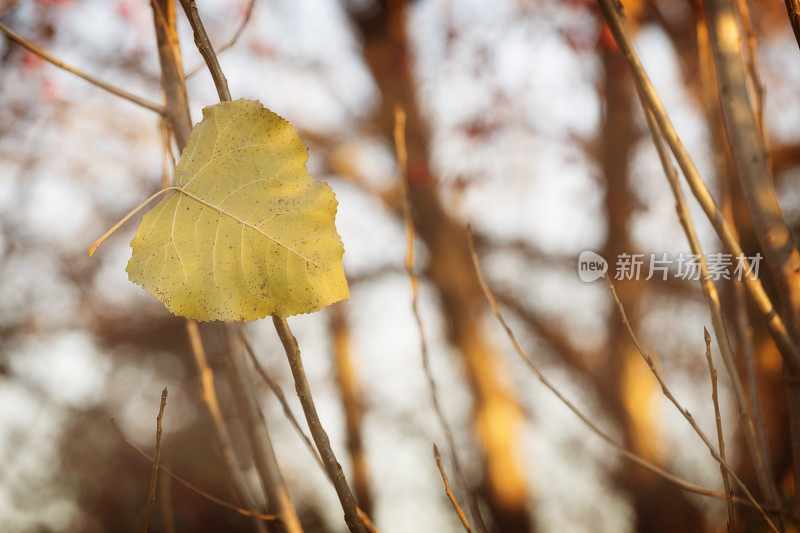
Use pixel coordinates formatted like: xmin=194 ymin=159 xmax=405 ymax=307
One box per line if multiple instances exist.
xmin=1 ymin=0 xmax=800 ymax=531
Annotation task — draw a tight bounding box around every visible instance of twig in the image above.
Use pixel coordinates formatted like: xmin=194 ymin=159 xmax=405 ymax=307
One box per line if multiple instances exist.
xmin=465 ymin=228 xmax=788 ymax=518
xmin=178 ymin=0 xmax=232 ymax=101
xmin=394 ymin=105 xmax=486 ymax=533
xmin=705 ymin=329 xmax=734 ymax=532
xmin=150 ymin=0 xmax=192 ymax=148
xmin=142 ymin=387 xmax=168 ymax=533
xmin=112 ymin=419 xmax=280 ymax=522
xmin=0 ymin=22 xmax=164 ymax=114
xmin=634 ymin=90 xmax=781 ymax=521
xmin=605 ymin=275 xmax=777 ymax=531
xmin=433 ymin=444 xmax=472 ymax=533
xmin=239 ymin=326 xmax=380 ymax=533
xmin=238 ymin=326 xmax=324 ymax=470
xmin=185 ymin=321 xmax=268 ymax=533
xmin=595 ymin=0 xmax=800 ymax=370
xmin=217 ymin=324 xmax=304 ymax=533
xmin=732 ymin=0 xmax=766 ymax=147
xmin=160 ymin=461 xmax=176 ymax=533
xmin=186 ymin=0 xmax=257 ymax=79
xmin=272 ymin=316 xmax=366 ymax=533
xmin=704 ymin=0 xmax=800 ymax=515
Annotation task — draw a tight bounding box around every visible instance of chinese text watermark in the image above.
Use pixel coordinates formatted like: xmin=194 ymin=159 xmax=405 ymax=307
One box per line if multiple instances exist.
xmin=578 ymin=251 xmax=762 ymax=282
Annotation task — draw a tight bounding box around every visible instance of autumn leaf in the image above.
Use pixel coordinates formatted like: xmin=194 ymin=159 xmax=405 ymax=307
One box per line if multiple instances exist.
xmin=92 ymin=99 xmax=349 ymax=320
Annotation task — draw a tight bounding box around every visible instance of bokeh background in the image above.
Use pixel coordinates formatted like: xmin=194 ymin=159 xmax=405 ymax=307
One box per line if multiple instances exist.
xmin=1 ymin=0 xmax=800 ymax=531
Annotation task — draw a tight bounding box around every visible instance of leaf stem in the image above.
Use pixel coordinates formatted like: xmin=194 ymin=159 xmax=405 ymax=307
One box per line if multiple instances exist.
xmin=87 ymin=187 xmax=179 ymax=257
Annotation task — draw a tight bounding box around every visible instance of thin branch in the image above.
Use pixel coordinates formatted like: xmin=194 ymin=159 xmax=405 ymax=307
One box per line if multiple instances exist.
xmin=704 ymin=0 xmax=800 ymax=515
xmin=394 ymin=105 xmax=486 ymax=533
xmin=732 ymin=0 xmax=766 ymax=147
xmin=178 ymin=0 xmax=232 ymax=102
xmin=595 ymin=0 xmax=800 ymax=370
xmin=142 ymin=387 xmax=168 ymax=533
xmin=186 ymin=0 xmax=257 ymax=79
xmin=272 ymin=315 xmax=366 ymax=533
xmin=239 ymin=326 xmax=380 ymax=533
xmin=0 ymin=23 xmax=164 ymax=114
xmin=705 ymin=329 xmax=734 ymax=532
xmin=605 ymin=275 xmax=776 ymax=531
xmin=112 ymin=419 xmax=280 ymax=522
xmin=217 ymin=324 xmax=304 ymax=533
xmin=433 ymin=444 xmax=472 ymax=533
xmin=465 ymin=228 xmax=788 ymax=518
xmin=635 ymin=92 xmax=781 ymax=519
xmin=185 ymin=321 xmax=269 ymax=533
xmin=159 ymin=461 xmax=176 ymax=533
xmin=150 ymin=0 xmax=192 ymax=148
xmin=238 ymin=326 xmax=324 ymax=470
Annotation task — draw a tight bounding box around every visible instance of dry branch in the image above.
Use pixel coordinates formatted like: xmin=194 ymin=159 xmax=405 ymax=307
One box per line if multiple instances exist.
xmin=142 ymin=387 xmax=168 ymax=533
xmin=179 ymin=0 xmax=231 ymax=101
xmin=394 ymin=106 xmax=486 ymax=532
xmin=240 ymin=326 xmax=380 ymax=533
xmin=0 ymin=22 xmax=164 ymax=114
xmin=605 ymin=276 xmax=775 ymax=531
xmin=185 ymin=321 xmax=268 ymax=533
xmin=238 ymin=326 xmax=324 ymax=470
xmin=273 ymin=316 xmax=366 ymax=533
xmin=634 ymin=96 xmax=781 ymax=517
xmin=186 ymin=0 xmax=257 ymax=79
xmin=218 ymin=324 xmax=304 ymax=533
xmin=595 ymin=0 xmax=800 ymax=371
xmin=466 ymin=228 xmax=786 ymax=518
xmin=434 ymin=444 xmax=472 ymax=533
xmin=113 ymin=419 xmax=280 ymax=522
xmin=704 ymin=329 xmax=734 ymax=532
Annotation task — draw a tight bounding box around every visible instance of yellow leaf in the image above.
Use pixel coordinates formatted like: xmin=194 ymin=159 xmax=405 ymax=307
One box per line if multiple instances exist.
xmin=126 ymin=99 xmax=349 ymax=320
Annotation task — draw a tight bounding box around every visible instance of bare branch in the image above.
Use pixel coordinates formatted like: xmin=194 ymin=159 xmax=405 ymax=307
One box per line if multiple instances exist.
xmin=595 ymin=0 xmax=800 ymax=370
xmin=185 ymin=321 xmax=269 ymax=533
xmin=150 ymin=0 xmax=192 ymax=148
xmin=217 ymin=324 xmax=304 ymax=533
xmin=605 ymin=275 xmax=776 ymax=531
xmin=395 ymin=106 xmax=487 ymax=533
xmin=272 ymin=315 xmax=366 ymax=533
xmin=704 ymin=329 xmax=734 ymax=532
xmin=433 ymin=444 xmax=472 ymax=533
xmin=466 ymin=228 xmax=786 ymax=517
xmin=186 ymin=0 xmax=257 ymax=79
xmin=239 ymin=326 xmax=380 ymax=533
xmin=634 ymin=90 xmax=781 ymax=517
xmin=178 ymin=0 xmax=232 ymax=102
xmin=112 ymin=419 xmax=280 ymax=523
xmin=142 ymin=387 xmax=168 ymax=533
xmin=0 ymin=22 xmax=164 ymax=114
xmin=238 ymin=326 xmax=324 ymax=470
